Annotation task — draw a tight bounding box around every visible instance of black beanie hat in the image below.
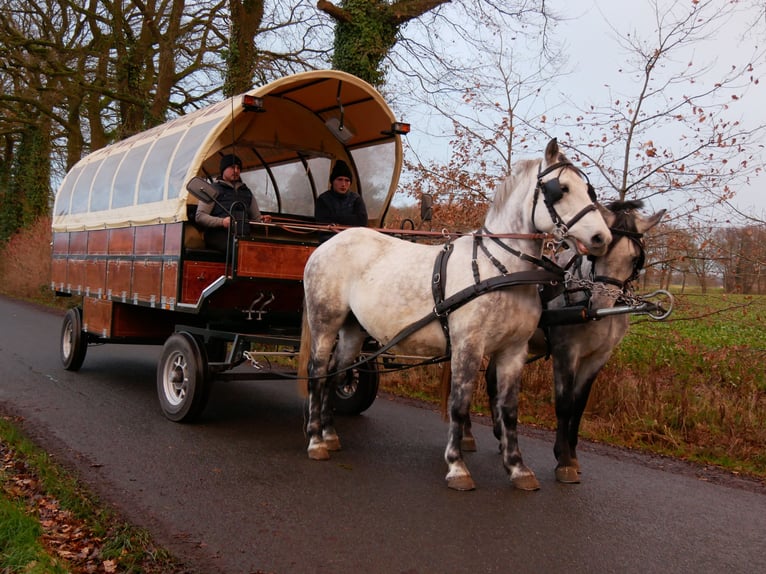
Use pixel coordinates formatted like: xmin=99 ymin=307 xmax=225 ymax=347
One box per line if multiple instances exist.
xmin=330 ymin=160 xmax=353 ymax=182
xmin=220 ymin=154 xmax=243 ymax=173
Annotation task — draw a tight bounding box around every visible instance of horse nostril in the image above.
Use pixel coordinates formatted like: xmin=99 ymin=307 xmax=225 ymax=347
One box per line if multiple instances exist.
xmin=593 ymin=234 xmax=605 ymax=247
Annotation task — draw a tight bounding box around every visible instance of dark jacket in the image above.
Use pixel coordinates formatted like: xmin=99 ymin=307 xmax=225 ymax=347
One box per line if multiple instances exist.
xmin=314 ymin=189 xmax=367 ymax=243
xmin=195 ymin=179 xmax=261 ymax=251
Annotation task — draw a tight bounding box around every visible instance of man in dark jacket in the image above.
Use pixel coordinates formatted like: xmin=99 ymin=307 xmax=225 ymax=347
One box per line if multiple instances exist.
xmin=195 ymin=154 xmax=262 ymax=252
xmin=314 ymin=159 xmax=368 ymax=243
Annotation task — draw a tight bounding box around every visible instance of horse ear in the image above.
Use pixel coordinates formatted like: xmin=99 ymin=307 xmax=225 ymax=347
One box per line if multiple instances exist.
xmin=544 ymin=138 xmax=559 ymax=164
xmin=638 ymin=209 xmax=667 ymax=234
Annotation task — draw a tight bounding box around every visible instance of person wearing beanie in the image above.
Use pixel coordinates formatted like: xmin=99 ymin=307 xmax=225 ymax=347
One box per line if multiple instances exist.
xmin=195 ymin=153 xmax=264 ymax=252
xmin=314 ymin=159 xmax=368 ymax=243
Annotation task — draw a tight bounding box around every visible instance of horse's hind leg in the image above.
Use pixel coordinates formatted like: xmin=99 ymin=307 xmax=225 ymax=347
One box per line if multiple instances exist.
xmin=306 ymin=327 xmax=337 ymax=460
xmin=319 ymin=321 xmax=368 ymax=453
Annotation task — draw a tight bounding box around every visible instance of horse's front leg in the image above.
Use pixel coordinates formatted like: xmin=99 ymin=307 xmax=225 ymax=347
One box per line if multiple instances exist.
xmin=552 ymin=360 xmax=580 ymax=483
xmin=494 ymin=352 xmax=540 ymax=491
xmin=461 ymin=414 xmax=477 ymax=452
xmin=444 ymin=356 xmax=480 ymax=491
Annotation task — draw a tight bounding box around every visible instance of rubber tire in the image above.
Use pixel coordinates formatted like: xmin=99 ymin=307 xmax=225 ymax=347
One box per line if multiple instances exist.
xmin=332 ymin=359 xmax=380 ymax=415
xmin=157 ymin=332 xmax=210 ymax=423
xmin=61 ymin=308 xmax=87 ymax=371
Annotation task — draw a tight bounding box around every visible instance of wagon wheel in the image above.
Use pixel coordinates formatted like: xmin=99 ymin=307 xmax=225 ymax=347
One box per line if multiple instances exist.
xmin=332 ymin=358 xmax=380 ymax=415
xmin=157 ymin=332 xmax=211 ymax=423
xmin=60 ymin=308 xmax=88 ymax=371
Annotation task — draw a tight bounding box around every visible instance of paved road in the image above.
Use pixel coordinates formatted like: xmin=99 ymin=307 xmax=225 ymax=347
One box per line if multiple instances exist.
xmin=1 ymin=295 xmax=765 ymax=574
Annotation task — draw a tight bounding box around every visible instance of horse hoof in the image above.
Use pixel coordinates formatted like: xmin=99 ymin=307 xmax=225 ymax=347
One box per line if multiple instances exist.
xmin=461 ymin=436 xmax=477 ymax=452
xmin=447 ymin=475 xmax=476 ymax=491
xmin=324 ymin=436 xmax=341 ymax=451
xmin=555 ymin=465 xmax=581 ymax=484
xmin=308 ymin=443 xmax=330 ymax=461
xmin=512 ymin=474 xmax=541 ymax=491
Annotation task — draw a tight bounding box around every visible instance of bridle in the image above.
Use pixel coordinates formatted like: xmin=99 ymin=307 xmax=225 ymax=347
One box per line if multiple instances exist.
xmin=555 ymin=225 xmax=646 ymax=308
xmin=532 ymin=161 xmax=599 ymax=238
xmin=591 ymin=228 xmax=646 ymax=291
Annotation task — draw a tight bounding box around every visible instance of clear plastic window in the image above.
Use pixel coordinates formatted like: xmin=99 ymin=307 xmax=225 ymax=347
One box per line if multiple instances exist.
xmin=351 ymin=143 xmax=396 ymax=220
xmin=138 ymin=131 xmax=184 ymax=204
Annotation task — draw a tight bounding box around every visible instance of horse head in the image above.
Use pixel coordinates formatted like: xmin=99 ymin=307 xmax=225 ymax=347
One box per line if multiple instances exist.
xmin=533 ymin=138 xmax=611 ymax=257
xmin=588 ymin=200 xmax=666 ymax=307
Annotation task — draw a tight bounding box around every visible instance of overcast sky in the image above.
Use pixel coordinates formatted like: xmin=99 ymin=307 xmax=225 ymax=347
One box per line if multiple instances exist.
xmin=563 ymin=0 xmax=766 ymax=218
xmin=400 ymin=0 xmax=766 ymax=220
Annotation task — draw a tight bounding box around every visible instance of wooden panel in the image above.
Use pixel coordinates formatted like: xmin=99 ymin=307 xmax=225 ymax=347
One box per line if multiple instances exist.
xmin=135 ymin=225 xmax=165 ymax=255
xmin=83 ymin=296 xmax=113 ymax=337
xmin=87 ymin=229 xmax=109 ymax=255
xmin=111 ymin=302 xmax=175 ymax=339
xmin=132 ymin=260 xmax=162 ymax=304
xmin=52 ymin=233 xmax=69 ymax=255
xmin=67 ymin=259 xmax=86 ymax=293
xmin=106 ymin=259 xmax=132 ymax=301
xmin=84 ymin=259 xmax=107 ymax=297
xmin=181 ymin=261 xmax=226 ymax=304
xmin=108 ymin=227 xmax=135 ymax=255
xmin=164 ymin=223 xmax=184 ymax=256
xmin=161 ymin=261 xmax=179 ymax=307
xmin=50 ymin=259 xmax=68 ymax=290
xmin=236 ymin=241 xmax=313 ymax=280
xmin=69 ymin=232 xmax=88 ymax=255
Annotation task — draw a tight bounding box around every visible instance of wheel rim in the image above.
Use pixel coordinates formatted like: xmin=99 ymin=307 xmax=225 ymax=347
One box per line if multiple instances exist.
xmin=163 ymin=351 xmax=189 ymax=407
xmin=62 ymin=320 xmax=74 ymax=359
xmin=336 ymin=368 xmax=359 ymax=400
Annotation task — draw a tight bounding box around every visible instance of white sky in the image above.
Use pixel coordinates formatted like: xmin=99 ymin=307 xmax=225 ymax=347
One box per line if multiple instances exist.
xmin=563 ymin=0 xmax=766 ymax=218
xmin=400 ymin=0 xmax=766 ymax=220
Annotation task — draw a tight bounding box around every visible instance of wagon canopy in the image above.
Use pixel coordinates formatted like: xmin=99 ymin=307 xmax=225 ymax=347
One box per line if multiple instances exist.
xmin=52 ymin=70 xmax=406 ymax=232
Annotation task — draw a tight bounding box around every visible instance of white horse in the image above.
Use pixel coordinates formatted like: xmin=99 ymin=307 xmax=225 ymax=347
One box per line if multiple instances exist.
xmin=298 ymin=138 xmax=612 ymax=490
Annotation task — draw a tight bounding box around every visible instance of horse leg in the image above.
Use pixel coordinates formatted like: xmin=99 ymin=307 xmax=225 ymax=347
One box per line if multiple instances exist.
xmin=461 ymin=415 xmax=477 ymax=452
xmin=485 ymin=355 xmax=502 ymax=445
xmin=552 ymin=359 xmax=580 ymax=484
xmin=493 ymin=352 xmax=540 ymax=491
xmin=444 ymin=353 xmax=483 ymax=491
xmin=307 ymin=350 xmax=332 ymax=460
xmin=305 ymin=313 xmax=345 ymax=460
xmin=566 ymin=371 xmax=599 ymax=474
xmin=319 ymin=320 xmax=368 ymax=453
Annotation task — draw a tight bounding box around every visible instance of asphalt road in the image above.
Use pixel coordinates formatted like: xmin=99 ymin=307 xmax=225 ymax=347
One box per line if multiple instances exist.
xmin=1 ymin=295 xmax=765 ymax=574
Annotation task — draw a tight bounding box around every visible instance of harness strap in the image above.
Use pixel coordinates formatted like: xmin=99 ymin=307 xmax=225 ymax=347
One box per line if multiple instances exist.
xmin=431 ymin=242 xmax=454 ymax=350
xmin=361 ymin=268 xmax=565 ymax=370
xmin=481 ymin=226 xmax=563 ymax=275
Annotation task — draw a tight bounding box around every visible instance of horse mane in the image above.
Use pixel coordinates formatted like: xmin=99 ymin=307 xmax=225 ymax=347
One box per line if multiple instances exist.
xmin=604 ymin=199 xmax=645 ymax=233
xmin=489 ymin=158 xmax=540 ymax=214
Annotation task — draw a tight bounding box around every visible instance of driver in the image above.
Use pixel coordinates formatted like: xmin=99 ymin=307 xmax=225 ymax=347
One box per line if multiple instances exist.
xmin=195 ymin=154 xmax=263 ymax=252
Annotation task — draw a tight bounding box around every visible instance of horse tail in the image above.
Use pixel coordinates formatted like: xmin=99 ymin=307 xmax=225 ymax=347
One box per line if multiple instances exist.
xmin=439 ymin=362 xmax=451 ymax=421
xmin=296 ymin=308 xmax=311 ymax=398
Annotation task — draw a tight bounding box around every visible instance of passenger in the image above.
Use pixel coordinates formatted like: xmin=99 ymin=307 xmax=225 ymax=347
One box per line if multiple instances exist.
xmin=314 ymin=159 xmax=368 ymax=243
xmin=195 ymin=154 xmax=263 ymax=252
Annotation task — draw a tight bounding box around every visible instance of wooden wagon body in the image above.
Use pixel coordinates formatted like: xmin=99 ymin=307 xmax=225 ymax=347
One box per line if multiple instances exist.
xmin=51 ymin=70 xmax=409 ymax=421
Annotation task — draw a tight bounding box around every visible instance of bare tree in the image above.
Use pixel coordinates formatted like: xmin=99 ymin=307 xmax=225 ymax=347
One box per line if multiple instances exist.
xmin=553 ymin=0 xmax=765 ymax=225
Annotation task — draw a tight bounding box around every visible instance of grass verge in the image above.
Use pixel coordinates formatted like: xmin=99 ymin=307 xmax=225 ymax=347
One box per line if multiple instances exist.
xmin=0 ymin=415 xmax=184 ymax=574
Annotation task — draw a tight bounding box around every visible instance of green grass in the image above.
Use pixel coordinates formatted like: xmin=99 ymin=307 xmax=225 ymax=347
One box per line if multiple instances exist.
xmin=0 ymin=498 xmax=69 ymax=574
xmin=0 ymin=416 xmax=181 ymax=573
